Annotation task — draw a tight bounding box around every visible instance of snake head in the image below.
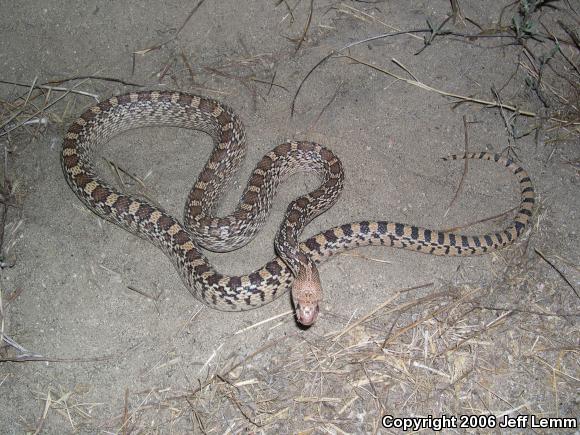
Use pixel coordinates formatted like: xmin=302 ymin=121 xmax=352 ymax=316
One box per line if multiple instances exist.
xmin=292 ymin=264 xmax=322 ymax=326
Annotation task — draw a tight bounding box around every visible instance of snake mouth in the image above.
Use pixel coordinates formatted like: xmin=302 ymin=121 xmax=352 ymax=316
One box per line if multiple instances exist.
xmin=295 ymin=303 xmax=320 ymax=326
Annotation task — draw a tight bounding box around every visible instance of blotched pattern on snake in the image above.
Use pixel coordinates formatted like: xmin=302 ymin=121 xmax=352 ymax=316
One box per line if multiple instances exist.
xmin=61 ymin=91 xmax=534 ymax=325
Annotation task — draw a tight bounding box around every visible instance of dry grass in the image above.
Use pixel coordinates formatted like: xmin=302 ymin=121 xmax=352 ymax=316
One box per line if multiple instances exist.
xmin=88 ymin=263 xmax=578 ymax=432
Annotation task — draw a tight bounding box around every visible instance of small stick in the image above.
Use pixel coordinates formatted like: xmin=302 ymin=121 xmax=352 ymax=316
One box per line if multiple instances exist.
xmin=250 ymin=77 xmax=288 ymax=92
xmin=449 ymin=0 xmax=464 ymax=24
xmin=122 ymin=388 xmax=130 ymax=435
xmin=116 ymin=389 xmax=154 ymax=434
xmin=535 ymin=248 xmax=579 ymax=299
xmin=104 ymin=158 xmax=162 ymax=209
xmin=216 ymin=374 xmax=263 ymax=427
xmin=345 ymin=55 xmax=537 ymax=117
xmin=164 ymin=334 xmax=294 ymax=402
xmin=134 ymin=0 xmax=206 ymax=55
xmin=491 ymin=86 xmax=518 ymax=155
xmin=198 ymin=343 xmax=223 ymax=375
xmin=0 ymin=78 xmax=92 ymax=137
xmin=338 ymin=251 xmax=391 ymax=264
xmin=475 ymin=305 xmax=579 ymax=318
xmin=382 ymin=289 xmax=466 ymax=348
xmin=33 ymin=390 xmax=52 ymax=435
xmin=291 ymin=51 xmax=334 ymax=116
xmin=126 ymin=285 xmax=160 ymax=302
xmin=441 ymin=205 xmax=518 ymax=233
xmin=234 ymin=310 xmax=293 ymax=335
xmin=290 ymin=29 xmax=427 ymax=116
xmin=391 ymin=58 xmax=419 ymax=81
xmin=444 ymin=115 xmax=470 ymax=217
xmin=416 ymin=15 xmax=452 ymax=55
xmin=180 ymin=52 xmax=196 ymax=84
xmin=0 ymin=281 xmax=4 ymax=344
xmin=337 ymin=5 xmax=422 ymax=40
xmin=436 ymin=309 xmax=513 ymax=357
xmin=266 ymin=70 xmax=277 ymax=96
xmin=306 ymin=81 xmax=343 ymax=132
xmin=295 ymin=0 xmax=314 ymax=53
xmin=557 ymin=20 xmax=580 ymax=51
xmin=0 ymin=145 xmax=10 ymax=259
xmin=4 ymin=287 xmax=24 ymax=307
xmin=277 ymin=0 xmax=296 ymax=23
xmin=46 ymin=75 xmax=145 ymax=88
xmin=333 ymin=282 xmax=433 ymax=341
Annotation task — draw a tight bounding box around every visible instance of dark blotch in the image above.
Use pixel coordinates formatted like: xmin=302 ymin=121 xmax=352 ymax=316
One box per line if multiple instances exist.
xmin=114 ymin=196 xmax=131 ymax=214
xmin=194 ymin=263 xmax=210 ymax=275
xmin=324 ymin=229 xmax=337 ymax=243
xmin=243 ymin=190 xmax=259 ymax=205
xmin=73 ymin=173 xmax=91 ymax=188
xmin=448 ymin=233 xmax=456 ymax=246
xmin=199 ymin=168 xmax=214 ymax=183
xmin=266 ymin=261 xmax=283 ymax=276
xmin=67 ymin=122 xmax=83 ymax=135
xmin=199 ymin=98 xmax=216 ymax=114
xmin=186 ymin=249 xmax=200 ymax=261
xmin=157 ymin=215 xmax=174 ymax=231
xmin=276 ymin=142 xmax=292 ymax=154
xmin=310 ymin=188 xmax=324 ymax=199
xmin=174 ymin=230 xmax=189 ymax=245
xmin=220 ymin=128 xmax=233 ymax=144
xmin=411 ymin=226 xmax=419 ymax=240
xmin=296 ymin=197 xmax=309 ymax=208
xmin=81 ymin=109 xmax=96 ymax=121
xmin=228 ymin=276 xmax=242 ymax=290
xmin=341 ymin=224 xmax=353 ymax=237
xmin=377 ymin=221 xmax=387 ymax=234
xmin=395 ymin=223 xmax=404 ymax=237
xmin=360 ymin=221 xmax=370 ymax=234
xmin=63 ymin=154 xmax=79 ymax=167
xmin=249 ymin=272 xmax=262 ymax=287
xmin=136 ymin=204 xmax=154 ymax=220
xmin=305 ymin=238 xmax=320 ymax=251
xmin=178 ymin=93 xmax=192 ymax=106
xmin=205 ymin=273 xmax=221 ymax=287
xmin=91 ymin=186 xmax=110 ymax=202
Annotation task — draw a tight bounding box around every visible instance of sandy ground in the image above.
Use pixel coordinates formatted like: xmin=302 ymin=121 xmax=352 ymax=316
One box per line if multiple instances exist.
xmin=1 ymin=0 xmax=578 ymax=433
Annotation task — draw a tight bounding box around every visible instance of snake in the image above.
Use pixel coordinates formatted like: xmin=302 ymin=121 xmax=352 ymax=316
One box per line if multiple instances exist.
xmin=61 ymin=90 xmax=534 ymax=325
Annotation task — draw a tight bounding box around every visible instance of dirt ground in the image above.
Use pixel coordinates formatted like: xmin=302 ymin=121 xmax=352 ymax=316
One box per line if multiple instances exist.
xmin=1 ymin=0 xmax=578 ymax=433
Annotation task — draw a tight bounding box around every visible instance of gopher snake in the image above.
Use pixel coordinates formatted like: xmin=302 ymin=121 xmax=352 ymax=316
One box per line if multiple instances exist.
xmin=61 ymin=91 xmax=534 ymax=325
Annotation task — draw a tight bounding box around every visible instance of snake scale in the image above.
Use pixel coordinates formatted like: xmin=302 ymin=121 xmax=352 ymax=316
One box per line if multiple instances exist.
xmin=61 ymin=91 xmax=534 ymax=325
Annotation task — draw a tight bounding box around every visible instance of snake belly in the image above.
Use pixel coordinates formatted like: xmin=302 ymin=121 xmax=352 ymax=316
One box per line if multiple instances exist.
xmin=61 ymin=90 xmax=534 ymax=325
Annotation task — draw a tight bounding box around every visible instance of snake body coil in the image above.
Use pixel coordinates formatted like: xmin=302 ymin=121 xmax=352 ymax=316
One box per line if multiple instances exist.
xmin=62 ymin=91 xmax=534 ymax=325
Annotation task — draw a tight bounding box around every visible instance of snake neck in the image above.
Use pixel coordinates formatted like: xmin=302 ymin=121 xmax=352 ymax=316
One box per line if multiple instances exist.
xmin=291 ymin=262 xmax=322 ymax=326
